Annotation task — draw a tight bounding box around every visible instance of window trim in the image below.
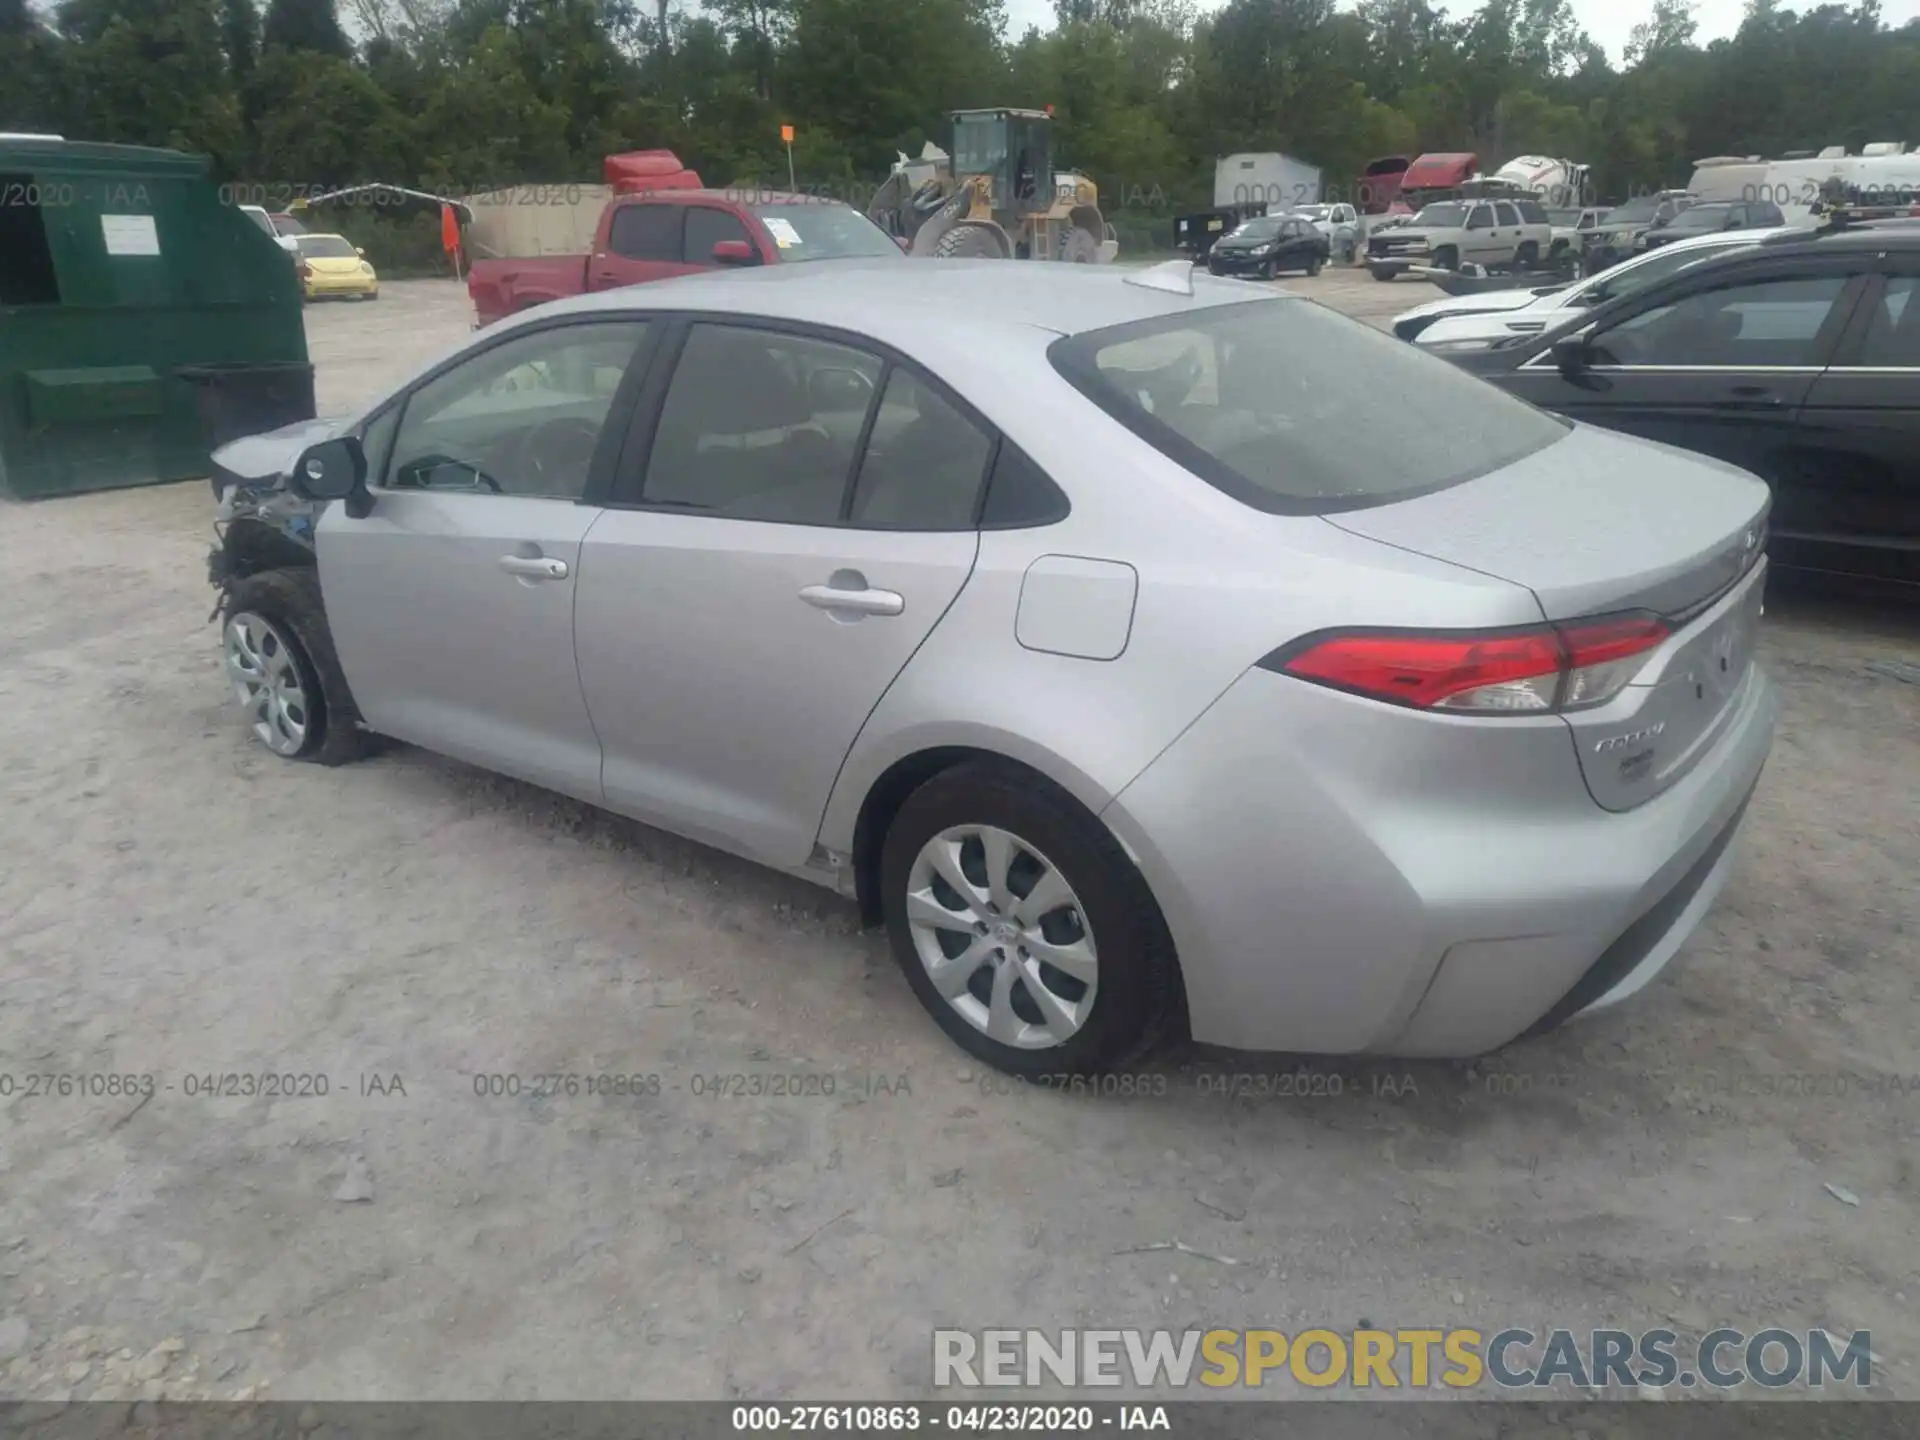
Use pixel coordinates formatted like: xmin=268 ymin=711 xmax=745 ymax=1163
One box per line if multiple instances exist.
xmin=602 ymin=311 xmax=1044 ymax=532
xmin=363 ymin=313 xmax=660 ymax=506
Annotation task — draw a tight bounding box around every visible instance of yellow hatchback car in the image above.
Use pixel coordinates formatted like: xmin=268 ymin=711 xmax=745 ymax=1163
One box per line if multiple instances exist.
xmin=294 ymin=233 xmax=379 ymax=302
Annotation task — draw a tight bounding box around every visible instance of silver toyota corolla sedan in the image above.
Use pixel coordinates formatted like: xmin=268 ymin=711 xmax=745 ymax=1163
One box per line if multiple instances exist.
xmin=207 ymin=259 xmax=1777 ymax=1077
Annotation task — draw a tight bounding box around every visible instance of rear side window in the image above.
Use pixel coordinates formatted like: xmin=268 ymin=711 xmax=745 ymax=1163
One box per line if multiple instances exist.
xmin=1857 ymin=277 xmax=1919 ymax=366
xmin=1049 ymin=299 xmax=1569 ymax=515
xmin=642 ymin=323 xmax=881 ymax=523
xmin=849 ymin=370 xmax=993 ymax=529
xmin=1494 ymin=202 xmax=1520 ymax=227
xmin=608 ymin=204 xmax=682 ymax=261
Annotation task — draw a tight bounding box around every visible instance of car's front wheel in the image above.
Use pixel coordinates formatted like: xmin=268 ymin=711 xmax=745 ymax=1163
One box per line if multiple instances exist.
xmin=880 ymin=761 xmax=1177 ymax=1077
xmin=221 ymin=569 xmax=367 ymax=767
xmin=1305 ymin=254 xmax=1324 ymax=276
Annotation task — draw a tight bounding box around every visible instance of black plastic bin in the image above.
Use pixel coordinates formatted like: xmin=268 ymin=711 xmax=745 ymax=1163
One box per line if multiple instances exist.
xmin=179 ymin=361 xmax=317 ymax=493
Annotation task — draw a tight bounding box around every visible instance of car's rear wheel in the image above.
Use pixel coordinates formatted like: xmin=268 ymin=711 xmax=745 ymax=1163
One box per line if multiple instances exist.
xmin=1514 ymin=241 xmax=1540 ymax=272
xmin=880 ymin=761 xmax=1177 ymax=1077
xmin=220 ymin=569 xmax=367 ymax=767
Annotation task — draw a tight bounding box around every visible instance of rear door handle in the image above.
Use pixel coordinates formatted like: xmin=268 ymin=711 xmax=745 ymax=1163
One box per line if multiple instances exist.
xmin=500 ymin=555 xmax=569 ymax=580
xmin=799 ymin=582 xmax=904 ymax=617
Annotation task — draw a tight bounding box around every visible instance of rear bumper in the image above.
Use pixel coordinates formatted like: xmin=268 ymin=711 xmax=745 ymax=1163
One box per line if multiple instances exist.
xmin=1208 ymin=252 xmax=1272 ymax=274
xmin=304 ymin=275 xmax=377 ymax=297
xmin=1101 ymin=660 xmax=1777 ymax=1057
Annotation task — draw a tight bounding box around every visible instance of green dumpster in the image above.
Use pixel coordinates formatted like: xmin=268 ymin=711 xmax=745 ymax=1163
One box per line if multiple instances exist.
xmin=0 ymin=136 xmax=309 ymax=500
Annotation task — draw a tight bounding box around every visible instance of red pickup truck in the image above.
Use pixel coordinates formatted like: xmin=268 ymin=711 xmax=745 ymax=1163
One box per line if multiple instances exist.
xmin=467 ymin=160 xmax=906 ymax=327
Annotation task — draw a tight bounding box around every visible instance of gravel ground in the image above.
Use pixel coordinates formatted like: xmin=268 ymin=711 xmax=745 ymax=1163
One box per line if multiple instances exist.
xmin=1 ymin=274 xmax=1917 ymax=1408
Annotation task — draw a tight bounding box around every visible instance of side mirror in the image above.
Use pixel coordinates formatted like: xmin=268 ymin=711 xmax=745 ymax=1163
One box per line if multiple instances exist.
xmin=1551 ymin=335 xmax=1593 ymax=380
xmin=356 ymin=247 xmax=368 ymax=257
xmin=288 ymin=437 xmax=366 ymax=503
xmin=712 ymin=239 xmax=755 ymax=266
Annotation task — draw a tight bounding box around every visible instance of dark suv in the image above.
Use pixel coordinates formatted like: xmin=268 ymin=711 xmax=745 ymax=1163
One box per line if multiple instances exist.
xmin=1642 ymin=199 xmax=1788 ymax=250
xmin=1445 ymin=218 xmax=1920 ymax=593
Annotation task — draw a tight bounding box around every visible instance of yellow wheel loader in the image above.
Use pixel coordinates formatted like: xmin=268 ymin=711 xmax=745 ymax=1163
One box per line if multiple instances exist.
xmin=867 ymin=109 xmax=1119 ymax=263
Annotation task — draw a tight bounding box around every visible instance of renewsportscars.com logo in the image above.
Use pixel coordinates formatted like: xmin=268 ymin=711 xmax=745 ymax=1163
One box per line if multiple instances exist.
xmin=932 ymin=1327 xmax=1874 ymax=1392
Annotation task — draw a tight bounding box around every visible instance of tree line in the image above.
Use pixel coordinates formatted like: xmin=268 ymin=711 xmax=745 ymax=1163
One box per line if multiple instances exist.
xmin=4 ymin=0 xmax=1920 ymax=246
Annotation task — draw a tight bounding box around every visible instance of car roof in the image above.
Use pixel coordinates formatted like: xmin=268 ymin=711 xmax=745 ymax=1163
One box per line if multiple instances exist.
xmin=522 ymin=259 xmax=1281 ymax=346
xmin=1757 ymin=220 xmax=1920 ymax=253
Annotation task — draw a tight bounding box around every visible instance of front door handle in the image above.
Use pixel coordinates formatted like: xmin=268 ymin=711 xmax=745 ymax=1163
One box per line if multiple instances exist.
xmin=500 ymin=555 xmax=569 ymax=580
xmin=799 ymin=581 xmax=904 ymax=617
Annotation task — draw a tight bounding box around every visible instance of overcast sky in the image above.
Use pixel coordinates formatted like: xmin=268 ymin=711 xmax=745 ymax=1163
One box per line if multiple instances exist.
xmin=1001 ymin=0 xmax=1920 ymax=64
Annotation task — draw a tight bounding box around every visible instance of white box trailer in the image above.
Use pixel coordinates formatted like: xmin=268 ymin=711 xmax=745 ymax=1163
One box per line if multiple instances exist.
xmin=1214 ymin=153 xmax=1322 ymax=213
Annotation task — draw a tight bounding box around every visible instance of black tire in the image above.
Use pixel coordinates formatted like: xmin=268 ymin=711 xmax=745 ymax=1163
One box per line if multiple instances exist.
xmin=1370 ymin=266 xmax=1395 ymax=282
xmin=1260 ymin=258 xmax=1276 ymax=281
xmin=1433 ymin=245 xmax=1460 ymax=271
xmin=220 ymin=568 xmax=368 ymax=767
xmin=1514 ymin=241 xmax=1540 ymax=272
xmin=879 ymin=761 xmax=1179 ymax=1077
xmin=1305 ymin=254 xmax=1324 ymax=277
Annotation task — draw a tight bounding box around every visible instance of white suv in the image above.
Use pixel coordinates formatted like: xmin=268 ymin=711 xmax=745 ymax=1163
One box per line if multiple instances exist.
xmin=1365 ymin=197 xmax=1554 ymax=279
xmin=1389 ymin=226 xmax=1796 ymax=346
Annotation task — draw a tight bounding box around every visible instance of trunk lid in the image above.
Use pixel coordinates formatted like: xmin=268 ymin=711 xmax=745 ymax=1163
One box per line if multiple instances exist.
xmin=1324 ymin=424 xmax=1772 ymax=812
xmin=1324 ymin=424 xmax=1770 ymax=622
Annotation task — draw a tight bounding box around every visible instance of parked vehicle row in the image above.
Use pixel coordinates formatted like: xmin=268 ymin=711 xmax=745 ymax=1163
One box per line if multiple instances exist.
xmin=1391 ymin=227 xmax=1796 ymax=345
xmin=1366 ymin=196 xmax=1554 ymax=280
xmin=1442 ymin=217 xmax=1920 ymax=594
xmin=211 ymin=261 xmax=1777 ymax=1076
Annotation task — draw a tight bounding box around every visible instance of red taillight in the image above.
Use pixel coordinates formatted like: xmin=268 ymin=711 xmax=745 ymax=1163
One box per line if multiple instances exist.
xmin=1267 ymin=614 xmax=1669 ymax=716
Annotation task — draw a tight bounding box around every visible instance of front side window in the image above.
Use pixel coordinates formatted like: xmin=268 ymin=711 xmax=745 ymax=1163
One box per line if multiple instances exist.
xmin=684 ymin=206 xmax=755 ymax=264
xmin=385 ymin=321 xmax=648 ymax=499
xmin=1051 ymin=299 xmax=1568 ymax=514
xmin=641 ymin=324 xmax=882 ymax=523
xmin=608 ymin=204 xmax=682 ymax=261
xmin=1467 ymin=205 xmax=1494 ymax=231
xmin=1581 ymin=237 xmax=1757 ymax=304
xmin=1590 ymin=275 xmax=1848 ymax=369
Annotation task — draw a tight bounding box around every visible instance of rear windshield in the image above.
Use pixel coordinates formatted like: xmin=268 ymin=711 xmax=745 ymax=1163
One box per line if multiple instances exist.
xmin=297 ymin=235 xmax=356 ymax=258
xmin=753 ymin=203 xmax=901 ymax=262
xmin=1048 ymin=299 xmax=1569 ymax=515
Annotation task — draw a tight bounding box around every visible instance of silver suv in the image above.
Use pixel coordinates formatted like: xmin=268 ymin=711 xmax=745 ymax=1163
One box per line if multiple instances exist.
xmin=1366 ymin=197 xmax=1554 ymax=280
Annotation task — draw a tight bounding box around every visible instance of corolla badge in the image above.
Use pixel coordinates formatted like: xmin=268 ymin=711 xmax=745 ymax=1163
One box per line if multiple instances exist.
xmin=1594 ymin=722 xmax=1666 ymax=755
